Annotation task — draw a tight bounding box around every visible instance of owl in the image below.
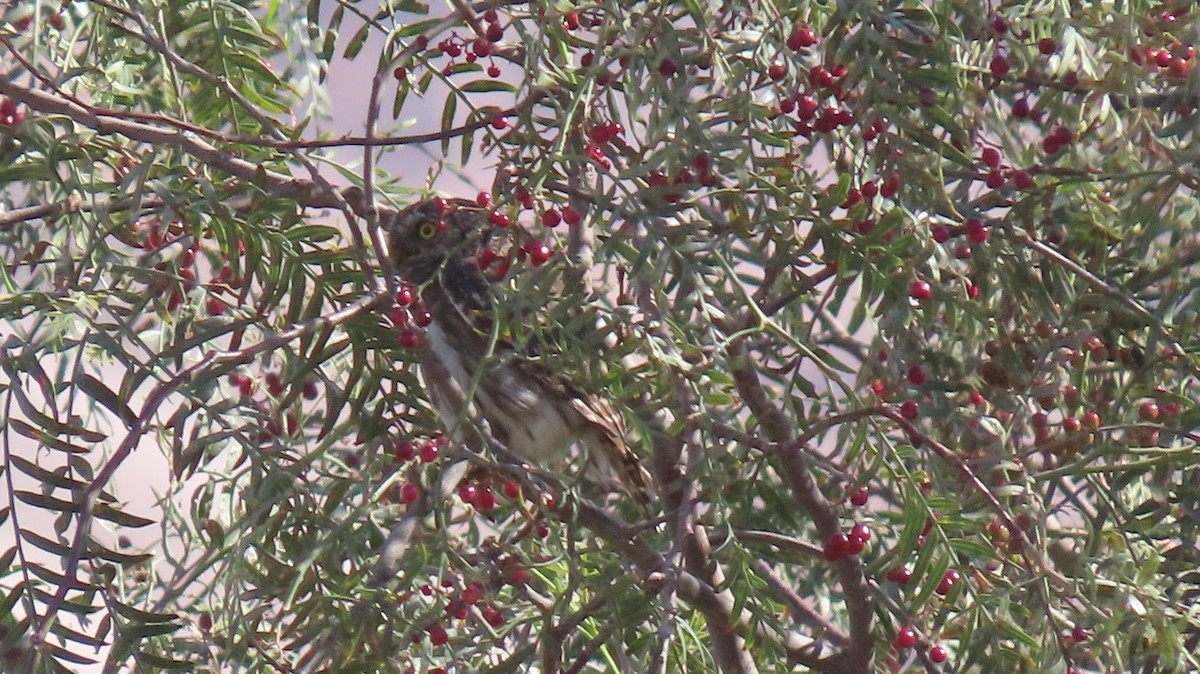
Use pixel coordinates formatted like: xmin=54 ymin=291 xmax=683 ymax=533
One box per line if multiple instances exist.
xmin=382 ymin=197 xmax=654 ymax=506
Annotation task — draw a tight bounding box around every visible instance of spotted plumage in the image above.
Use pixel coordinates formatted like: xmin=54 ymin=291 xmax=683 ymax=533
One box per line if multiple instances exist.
xmin=382 ymin=197 xmax=654 ymax=506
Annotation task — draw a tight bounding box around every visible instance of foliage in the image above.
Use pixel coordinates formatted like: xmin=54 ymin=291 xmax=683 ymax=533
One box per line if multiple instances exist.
xmin=1 ymin=0 xmax=1199 ymax=672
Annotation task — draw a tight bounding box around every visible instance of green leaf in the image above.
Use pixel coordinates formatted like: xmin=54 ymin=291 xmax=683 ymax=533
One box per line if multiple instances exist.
xmin=133 ymin=651 xmax=193 ymax=670
xmin=74 ymin=374 xmax=138 ymax=428
xmin=284 ymin=224 xmax=342 ymax=244
xmin=396 ymin=18 xmax=440 ymax=38
xmin=94 ymin=504 xmax=155 ymax=528
xmin=36 ymin=640 xmax=98 ymax=665
xmin=110 ymin=601 xmax=179 ymax=625
xmin=7 ymin=454 xmax=91 ymax=492
xmin=9 ymin=419 xmax=80 ymax=454
xmin=997 ymin=619 xmax=1040 ymax=649
xmin=0 ymin=546 xmax=16 ymax=573
xmin=88 ymin=542 xmax=152 ymax=566
xmin=19 ymin=528 xmax=72 ymax=557
xmin=14 ymin=491 xmax=81 ymax=514
xmin=459 ymin=80 xmax=518 ymax=93
xmin=344 ymin=21 xmax=372 ymax=59
xmin=440 ymin=90 xmax=458 ymax=156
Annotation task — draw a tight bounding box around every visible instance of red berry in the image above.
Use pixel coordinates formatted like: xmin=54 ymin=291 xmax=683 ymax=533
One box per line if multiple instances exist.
xmin=929 ymin=645 xmax=948 ymax=663
xmin=990 ymin=53 xmax=1011 ymax=77
xmin=393 ymin=439 xmax=415 ymax=462
xmin=900 ymin=400 xmax=920 ymax=419
xmin=985 ymin=169 xmax=1005 ymax=188
xmin=585 ymin=143 xmax=607 ymax=165
xmin=507 ymin=564 xmax=530 ymax=585
xmin=428 ymin=623 xmax=449 ymax=646
xmin=894 ymin=626 xmax=917 ymax=649
xmin=388 ymin=306 xmax=409 ymax=327
xmin=399 ymin=329 xmax=420 ymax=348
xmin=845 ymin=533 xmax=865 ymax=555
xmin=491 ymin=114 xmax=509 ymax=130
xmin=1051 ymin=125 xmax=1074 ymax=145
xmin=1011 ymin=169 xmax=1034 ymax=190
xmin=459 ymin=482 xmax=478 ymax=504
xmin=931 ymin=224 xmax=952 ymax=243
xmin=910 ymin=280 xmax=932 ymax=301
xmin=880 ymin=174 xmax=901 ymax=198
xmin=1038 ymin=38 xmax=1058 ymax=55
xmin=488 ymin=211 xmax=511 ymax=228
xmin=515 ymin=187 xmax=533 ymax=208
xmin=541 ymin=208 xmax=561 ymax=227
xmin=206 ymin=297 xmax=226 ymax=315
xmin=503 ymin=479 xmax=521 ymax=499
xmin=482 ymin=606 xmax=504 ymax=626
xmin=488 ymin=65 xmax=501 ymax=77
xmin=420 ymin=441 xmax=440 ymax=463
xmin=265 ymin=372 xmax=284 ymax=397
xmin=229 ymin=373 xmax=252 ymax=396
xmin=768 ymin=62 xmax=786 ymax=80
xmin=936 ymin=568 xmax=961 ymax=595
xmin=965 ymin=218 xmax=989 ymax=243
xmin=861 ymin=180 xmax=878 ymax=199
xmin=907 ymin=365 xmax=927 ymax=385
xmin=850 ymin=486 xmax=869 ymax=506
xmin=658 ymin=59 xmax=678 ymax=77
xmin=886 ymin=566 xmax=913 ymax=584
xmin=528 ymin=243 xmax=553 ymax=266
xmin=400 ymin=482 xmax=421 ymax=503
xmin=796 ymin=95 xmax=818 ymax=120
xmin=823 ymin=532 xmax=850 ymax=561
xmin=841 ymin=187 xmax=862 ymax=209
xmin=787 ymin=25 xmax=817 ymax=50
xmin=1070 ymin=625 xmax=1089 ymax=642
xmin=412 ymin=306 xmax=433 ymax=327
xmin=1139 ymin=401 xmax=1160 ymax=420
xmin=477 ymin=248 xmax=500 ymax=271
xmin=476 ymin=486 xmax=496 ymax=510
xmin=395 ymin=285 xmax=414 ymax=306
xmin=472 ymin=39 xmax=493 ymax=57
xmin=560 ymin=205 xmax=581 ymax=225
xmin=302 ymin=379 xmax=319 ymax=399
xmin=980 ymin=147 xmax=1001 ymax=167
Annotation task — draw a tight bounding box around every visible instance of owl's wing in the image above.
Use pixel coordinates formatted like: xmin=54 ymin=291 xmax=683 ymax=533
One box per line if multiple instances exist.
xmin=564 ymin=383 xmax=655 ymax=508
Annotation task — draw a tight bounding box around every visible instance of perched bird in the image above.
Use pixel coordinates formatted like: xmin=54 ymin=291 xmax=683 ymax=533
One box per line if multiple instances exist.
xmin=382 ymin=197 xmax=654 ymax=506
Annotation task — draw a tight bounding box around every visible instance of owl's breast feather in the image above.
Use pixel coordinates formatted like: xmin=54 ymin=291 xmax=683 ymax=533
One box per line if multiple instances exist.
xmin=425 ymin=321 xmax=576 ymax=462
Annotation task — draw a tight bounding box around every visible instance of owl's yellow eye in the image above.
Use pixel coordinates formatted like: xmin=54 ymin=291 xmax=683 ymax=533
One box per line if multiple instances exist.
xmin=416 ymin=221 xmax=439 ymax=240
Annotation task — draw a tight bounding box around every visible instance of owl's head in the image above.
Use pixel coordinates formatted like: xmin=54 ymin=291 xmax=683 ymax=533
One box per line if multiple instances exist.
xmin=383 ymin=197 xmax=489 ymax=283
